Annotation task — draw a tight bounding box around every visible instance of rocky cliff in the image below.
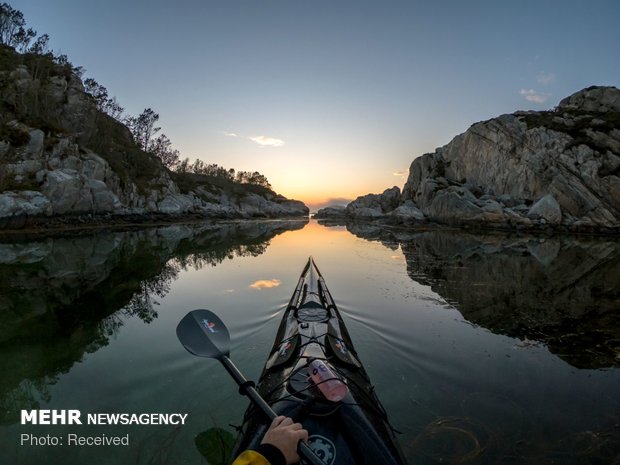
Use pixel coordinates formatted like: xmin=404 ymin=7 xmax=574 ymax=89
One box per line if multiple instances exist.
xmin=0 ymin=46 xmax=308 ymax=228
xmin=318 ymin=86 xmax=620 ymax=233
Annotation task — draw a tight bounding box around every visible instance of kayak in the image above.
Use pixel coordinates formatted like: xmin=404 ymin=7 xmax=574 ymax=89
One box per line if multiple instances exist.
xmin=230 ymin=257 xmax=408 ymax=465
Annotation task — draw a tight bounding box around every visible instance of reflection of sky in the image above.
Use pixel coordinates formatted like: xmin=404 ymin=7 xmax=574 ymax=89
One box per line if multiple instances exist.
xmin=16 ymin=1 xmax=620 ymax=208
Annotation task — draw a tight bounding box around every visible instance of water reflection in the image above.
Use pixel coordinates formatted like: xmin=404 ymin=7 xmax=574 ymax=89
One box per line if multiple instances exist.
xmin=1 ymin=219 xmax=618 ymax=465
xmin=336 ymin=222 xmax=620 ymax=370
xmin=0 ymin=219 xmax=307 ymax=425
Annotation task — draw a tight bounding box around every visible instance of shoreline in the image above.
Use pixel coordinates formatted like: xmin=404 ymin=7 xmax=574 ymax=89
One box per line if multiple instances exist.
xmin=314 ymin=216 xmax=620 ymax=239
xmin=1 ymin=212 xmax=618 ymax=240
xmin=0 ymin=213 xmax=310 ymax=238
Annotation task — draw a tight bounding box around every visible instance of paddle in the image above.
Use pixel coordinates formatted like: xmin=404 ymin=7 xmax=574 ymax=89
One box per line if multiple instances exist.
xmin=176 ymin=309 xmax=326 ymax=465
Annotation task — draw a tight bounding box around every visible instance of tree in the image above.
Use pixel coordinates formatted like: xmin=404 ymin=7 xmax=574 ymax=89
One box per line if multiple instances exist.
xmin=0 ymin=3 xmax=25 ymax=46
xmin=177 ymin=157 xmax=190 ymax=174
xmin=0 ymin=3 xmax=47 ymax=53
xmin=151 ymin=134 xmax=180 ymax=169
xmin=84 ymin=78 xmax=125 ymax=121
xmin=13 ymin=26 xmax=35 ymax=52
xmin=125 ymin=108 xmax=160 ymax=151
xmin=233 ymin=169 xmax=271 ymax=188
xmin=28 ymin=33 xmax=48 ymax=54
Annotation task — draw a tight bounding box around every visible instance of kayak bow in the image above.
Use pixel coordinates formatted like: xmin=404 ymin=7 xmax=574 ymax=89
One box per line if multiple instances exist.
xmin=231 ymin=257 xmax=407 ymax=465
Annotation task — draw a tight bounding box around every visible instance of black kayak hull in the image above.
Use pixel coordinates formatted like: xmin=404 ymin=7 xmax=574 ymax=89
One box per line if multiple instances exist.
xmin=230 ymin=257 xmax=407 ymax=465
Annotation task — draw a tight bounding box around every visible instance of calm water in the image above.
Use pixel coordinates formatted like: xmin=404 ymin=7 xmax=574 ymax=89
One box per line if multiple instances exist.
xmin=0 ymin=219 xmax=619 ymax=465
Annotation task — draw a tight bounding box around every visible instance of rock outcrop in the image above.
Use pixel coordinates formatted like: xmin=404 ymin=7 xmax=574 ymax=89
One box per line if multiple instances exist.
xmin=314 ymin=205 xmax=347 ymax=218
xmin=0 ymin=48 xmax=308 ymax=228
xmin=323 ymin=86 xmax=620 ymax=233
xmin=345 ymin=186 xmax=402 ymax=218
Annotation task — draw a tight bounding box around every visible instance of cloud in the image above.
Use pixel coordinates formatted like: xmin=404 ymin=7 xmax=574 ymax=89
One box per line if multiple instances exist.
xmin=249 ymin=279 xmax=282 ymax=290
xmin=537 ymin=72 xmax=555 ymax=85
xmin=223 ymin=131 xmax=285 ymax=147
xmin=520 ymin=89 xmax=547 ymax=103
xmin=249 ymin=136 xmax=285 ymax=147
xmin=393 ymin=170 xmax=408 ymax=177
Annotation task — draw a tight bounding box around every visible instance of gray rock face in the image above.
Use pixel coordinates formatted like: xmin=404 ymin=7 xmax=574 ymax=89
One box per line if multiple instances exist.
xmin=388 ymin=200 xmax=425 ymax=221
xmin=314 ymin=206 xmax=347 ymax=218
xmin=345 ymin=186 xmax=407 ymax=219
xmin=397 ymin=86 xmax=620 ymax=231
xmin=236 ymin=194 xmax=308 ymax=218
xmin=558 ymin=86 xmax=620 ymax=113
xmin=0 ymin=191 xmax=51 ymax=217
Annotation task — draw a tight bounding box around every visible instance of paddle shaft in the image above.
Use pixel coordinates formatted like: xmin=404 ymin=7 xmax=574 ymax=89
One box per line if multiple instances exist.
xmin=220 ymin=355 xmax=276 ymax=420
xmin=219 ymin=356 xmax=325 ymax=465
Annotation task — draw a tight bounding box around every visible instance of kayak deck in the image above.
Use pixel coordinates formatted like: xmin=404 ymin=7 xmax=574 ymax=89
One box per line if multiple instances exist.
xmin=231 ymin=257 xmax=407 ymax=465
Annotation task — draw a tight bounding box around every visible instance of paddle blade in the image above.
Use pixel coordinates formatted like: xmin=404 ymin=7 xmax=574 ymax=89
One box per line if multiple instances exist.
xmin=176 ymin=309 xmax=231 ymax=358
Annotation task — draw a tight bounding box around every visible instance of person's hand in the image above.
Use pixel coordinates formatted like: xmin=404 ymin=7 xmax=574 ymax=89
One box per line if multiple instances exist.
xmin=261 ymin=416 xmax=308 ymax=465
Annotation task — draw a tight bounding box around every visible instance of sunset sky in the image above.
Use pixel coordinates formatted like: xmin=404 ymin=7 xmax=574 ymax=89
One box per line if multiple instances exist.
xmin=15 ymin=0 xmax=620 ymax=210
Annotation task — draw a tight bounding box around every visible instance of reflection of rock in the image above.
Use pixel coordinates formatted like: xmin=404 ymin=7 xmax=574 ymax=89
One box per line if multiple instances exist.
xmin=342 ymin=224 xmax=620 ymax=369
xmin=0 ymin=219 xmax=307 ymax=424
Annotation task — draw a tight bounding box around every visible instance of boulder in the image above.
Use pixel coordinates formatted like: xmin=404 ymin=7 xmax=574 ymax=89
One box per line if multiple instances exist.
xmin=25 ymin=130 xmax=45 ymax=158
xmin=346 ymin=186 xmax=401 ymax=219
xmin=88 ymin=179 xmax=122 ymax=211
xmin=388 ymin=200 xmax=425 ymax=221
xmin=157 ymin=194 xmax=196 ymax=214
xmin=42 ymin=169 xmax=89 ymax=214
xmin=528 ymin=194 xmax=562 ymax=225
xmin=0 ymin=191 xmax=52 ymax=218
xmin=425 ymin=189 xmax=484 ymax=223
